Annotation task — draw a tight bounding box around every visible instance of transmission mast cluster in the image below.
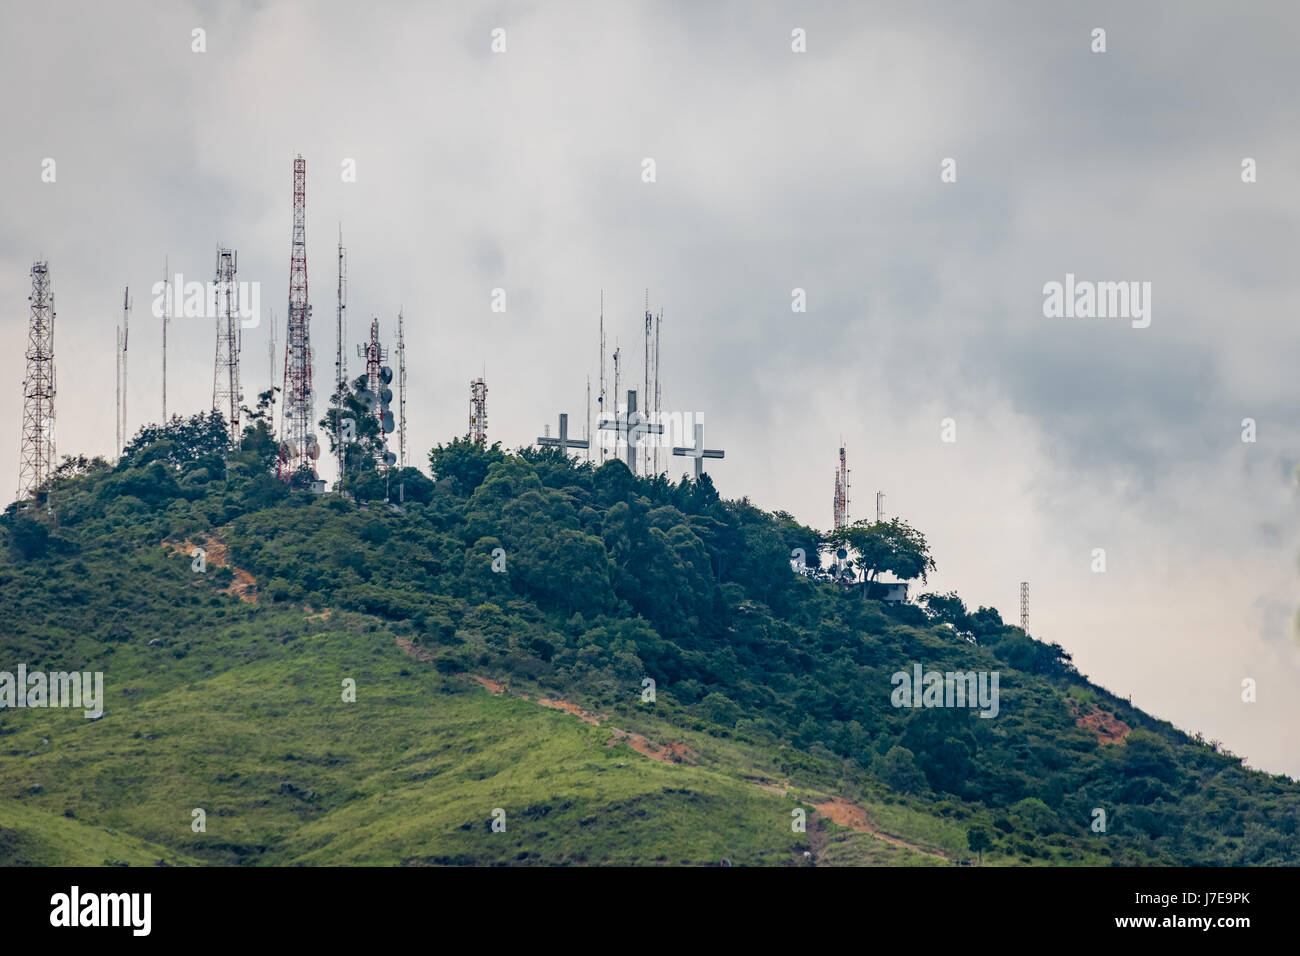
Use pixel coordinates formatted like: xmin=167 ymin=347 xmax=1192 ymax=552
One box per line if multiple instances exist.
xmin=278 ymin=155 xmax=317 ymax=481
xmin=18 ymin=261 xmax=56 ymax=500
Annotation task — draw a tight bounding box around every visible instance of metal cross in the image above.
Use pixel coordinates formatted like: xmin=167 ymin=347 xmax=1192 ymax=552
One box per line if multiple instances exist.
xmin=537 ymin=412 xmax=589 ymax=457
xmin=672 ymin=422 xmax=725 ymax=480
xmin=599 ymin=390 xmax=662 ymax=475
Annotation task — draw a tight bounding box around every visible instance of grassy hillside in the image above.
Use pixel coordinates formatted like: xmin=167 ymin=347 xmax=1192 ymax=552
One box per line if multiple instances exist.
xmin=1 ymin=410 xmax=1297 ymax=865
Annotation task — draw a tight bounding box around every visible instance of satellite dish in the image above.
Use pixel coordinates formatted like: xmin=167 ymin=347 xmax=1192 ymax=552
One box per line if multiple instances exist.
xmin=379 ymin=387 xmax=393 ymax=404
xmin=836 ymin=548 xmax=847 ymax=561
xmin=380 ymin=366 xmax=393 ymax=384
xmin=356 ymin=388 xmax=375 ymax=408
xmin=308 ymin=443 xmax=320 ymax=460
xmin=306 ymin=432 xmax=317 ymax=446
xmin=381 ymin=411 xmax=395 ymax=433
xmin=282 ymin=441 xmax=298 ymax=459
xmin=382 ymin=451 xmax=396 ymax=466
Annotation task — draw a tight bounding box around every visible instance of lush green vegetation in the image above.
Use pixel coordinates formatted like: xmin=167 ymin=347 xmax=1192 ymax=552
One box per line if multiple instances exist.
xmin=1 ymin=408 xmax=1296 ymax=865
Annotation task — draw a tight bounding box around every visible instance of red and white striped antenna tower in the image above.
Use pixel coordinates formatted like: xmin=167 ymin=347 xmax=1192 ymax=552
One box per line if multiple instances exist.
xmin=469 ymin=377 xmax=488 ymax=444
xmin=278 ymin=154 xmax=316 ymax=481
xmin=833 ymin=441 xmax=850 ymax=531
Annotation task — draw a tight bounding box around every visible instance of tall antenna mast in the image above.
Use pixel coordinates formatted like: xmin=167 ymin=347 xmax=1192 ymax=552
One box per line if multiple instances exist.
xmin=585 ymin=374 xmax=591 ymax=463
xmin=876 ymin=491 xmax=884 ymax=523
xmin=469 ymin=378 xmax=488 ymax=444
xmin=19 ymin=261 xmax=55 ymax=500
xmin=115 ymin=323 xmax=122 ymax=464
xmin=268 ymin=309 xmax=277 ymax=397
xmin=278 ymin=154 xmax=316 ymax=482
xmin=643 ymin=290 xmax=650 ymax=476
xmin=612 ymin=347 xmax=621 ymax=454
xmin=1020 ymin=581 xmax=1029 ymax=632
xmin=213 ymin=247 xmax=241 ymax=447
xmin=120 ymin=286 xmax=130 ymax=457
xmin=833 ymin=442 xmax=849 ymax=531
xmin=397 ymin=308 xmax=407 ymax=468
xmin=336 ymin=228 xmax=347 ymax=486
xmin=653 ymin=307 xmax=661 ymax=476
xmin=598 ymin=291 xmax=606 ymax=464
xmin=161 ymin=256 xmax=170 ymax=422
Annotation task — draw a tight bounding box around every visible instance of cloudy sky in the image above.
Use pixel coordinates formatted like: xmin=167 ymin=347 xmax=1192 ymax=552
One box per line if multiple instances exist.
xmin=3 ymin=0 xmax=1299 ymax=775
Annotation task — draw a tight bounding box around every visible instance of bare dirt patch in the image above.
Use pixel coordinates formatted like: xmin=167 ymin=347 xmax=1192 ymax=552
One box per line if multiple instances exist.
xmin=162 ymin=535 xmax=258 ymax=603
xmin=468 ymin=675 xmax=506 ymax=695
xmin=538 ymin=697 xmax=601 ymax=725
xmin=811 ymin=797 xmax=948 ymax=861
xmin=603 ymin=728 xmax=696 ymax=764
xmin=396 ymin=636 xmax=436 ymax=663
xmin=1065 ymin=697 xmax=1131 ymax=745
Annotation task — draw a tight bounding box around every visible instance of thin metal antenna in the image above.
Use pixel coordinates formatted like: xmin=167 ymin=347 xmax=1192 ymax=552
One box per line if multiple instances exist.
xmin=653 ymin=307 xmax=661 ymax=475
xmin=397 ymin=307 xmax=407 ymax=469
xmin=336 ymin=227 xmax=347 ymax=487
xmin=121 ymin=286 xmax=130 ymax=456
xmin=876 ymin=491 xmax=884 ymax=523
xmin=598 ymin=291 xmax=606 ymax=463
xmin=613 ymin=346 xmax=621 ymax=453
xmin=161 ymin=256 xmax=170 ymax=422
xmin=1020 ymin=582 xmax=1029 ymax=632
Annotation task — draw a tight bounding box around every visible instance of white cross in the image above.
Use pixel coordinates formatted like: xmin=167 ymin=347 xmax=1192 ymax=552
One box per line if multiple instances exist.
xmin=598 ymin=390 xmax=662 ymax=475
xmin=672 ymin=422 xmax=725 ymax=480
xmin=537 ymin=412 xmax=588 ymax=456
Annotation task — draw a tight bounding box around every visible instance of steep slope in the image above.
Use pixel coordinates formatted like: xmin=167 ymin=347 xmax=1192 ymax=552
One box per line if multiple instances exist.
xmin=2 ymin=418 xmax=1297 ymax=865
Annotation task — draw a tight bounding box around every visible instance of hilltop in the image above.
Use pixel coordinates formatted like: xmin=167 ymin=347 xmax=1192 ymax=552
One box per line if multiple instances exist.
xmin=1 ymin=407 xmax=1297 ymax=866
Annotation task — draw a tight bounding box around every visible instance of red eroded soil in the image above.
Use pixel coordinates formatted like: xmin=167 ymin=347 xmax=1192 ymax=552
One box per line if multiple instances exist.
xmin=396 ymin=636 xmax=436 ymax=663
xmin=1065 ymin=697 xmax=1131 ymax=745
xmin=163 ymin=536 xmax=258 ymax=603
xmin=811 ymin=797 xmax=948 ymax=861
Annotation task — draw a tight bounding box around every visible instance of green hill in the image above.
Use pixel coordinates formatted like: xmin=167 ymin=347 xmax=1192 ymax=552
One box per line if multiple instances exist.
xmin=2 ymin=408 xmax=1297 ymax=866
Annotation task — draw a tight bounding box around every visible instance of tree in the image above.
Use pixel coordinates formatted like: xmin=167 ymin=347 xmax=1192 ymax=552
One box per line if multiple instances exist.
xmin=5 ymin=513 xmax=50 ymax=560
xmin=120 ymin=411 xmax=229 ymax=470
xmin=834 ymin=517 xmax=937 ymax=586
xmin=917 ymin=590 xmax=973 ymax=639
xmin=321 ymin=375 xmax=388 ymax=487
xmin=238 ymin=388 xmax=280 ymax=473
xmin=877 ymin=745 xmax=929 ymax=795
xmin=967 ymin=826 xmax=993 ymax=864
xmin=428 ymin=436 xmax=505 ymax=494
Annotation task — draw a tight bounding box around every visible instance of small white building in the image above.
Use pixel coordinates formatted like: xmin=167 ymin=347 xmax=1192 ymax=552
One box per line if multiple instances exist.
xmin=866 ymin=581 xmax=909 ymax=605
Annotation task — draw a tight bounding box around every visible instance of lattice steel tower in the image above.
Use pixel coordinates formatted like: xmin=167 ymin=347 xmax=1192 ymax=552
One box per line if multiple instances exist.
xmin=833 ymin=443 xmax=850 ymax=530
xmin=213 ymin=247 xmax=241 ymax=447
xmin=19 ymin=261 xmax=56 ymax=500
xmin=278 ymin=155 xmax=316 ymax=480
xmin=469 ymin=378 xmax=487 ymax=444
xmin=1020 ymin=581 xmax=1029 ymax=632
xmin=397 ymin=309 xmax=407 ymax=468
